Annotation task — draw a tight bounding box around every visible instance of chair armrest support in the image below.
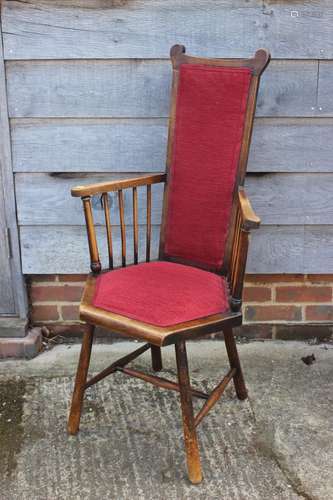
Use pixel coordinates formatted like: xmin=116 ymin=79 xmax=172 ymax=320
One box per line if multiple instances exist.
xmin=238 ymin=187 xmax=260 ymax=231
xmin=228 ymin=189 xmax=261 ymax=311
xmin=71 ymin=173 xmax=167 ymax=197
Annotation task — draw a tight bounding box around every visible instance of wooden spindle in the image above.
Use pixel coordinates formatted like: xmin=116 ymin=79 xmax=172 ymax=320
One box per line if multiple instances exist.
xmin=232 ymin=227 xmax=249 ymax=304
xmin=102 ymin=192 xmax=113 ymax=270
xmin=132 ymin=187 xmax=139 ymax=264
xmin=146 ymin=184 xmax=152 ymax=262
xmin=230 ymin=208 xmax=241 ymax=287
xmin=118 ymin=189 xmax=126 ymax=267
xmin=82 ymin=196 xmax=101 ymax=273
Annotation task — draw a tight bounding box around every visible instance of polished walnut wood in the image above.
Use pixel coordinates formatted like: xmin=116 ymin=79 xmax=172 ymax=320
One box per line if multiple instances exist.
xmin=132 ymin=187 xmax=139 ymax=264
xmin=223 ymin=327 xmax=248 ymax=400
xmin=117 ymin=366 xmax=208 ymax=400
xmin=175 ymin=340 xmax=202 ymax=484
xmin=146 ymin=184 xmax=152 ymax=262
xmin=194 ymin=368 xmax=236 ymax=427
xmin=68 ymin=324 xmax=94 ymax=434
xmin=68 ymin=45 xmax=270 ymax=484
xmin=82 ymin=197 xmax=101 ymax=274
xmin=118 ymin=189 xmax=126 ymax=267
xmin=71 ymin=173 xmax=166 ymax=197
xmin=102 ymin=192 xmax=113 ymax=270
xmin=150 ymin=344 xmax=162 ymax=372
xmin=85 ymin=342 xmax=151 ymax=389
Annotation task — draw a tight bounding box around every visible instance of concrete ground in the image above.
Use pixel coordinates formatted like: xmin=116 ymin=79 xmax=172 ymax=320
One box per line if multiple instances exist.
xmin=0 ymin=340 xmax=332 ymax=500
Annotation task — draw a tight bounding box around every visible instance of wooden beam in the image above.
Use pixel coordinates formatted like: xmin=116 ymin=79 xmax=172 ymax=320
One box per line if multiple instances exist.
xmin=117 ymin=366 xmax=209 ymax=400
xmin=0 ymin=23 xmax=27 ymax=317
xmin=3 ymin=1 xmax=333 ymax=60
xmin=194 ymin=368 xmax=236 ymax=427
xmin=6 ymin=60 xmax=318 ymax=118
xmin=85 ymin=343 xmax=151 ymax=389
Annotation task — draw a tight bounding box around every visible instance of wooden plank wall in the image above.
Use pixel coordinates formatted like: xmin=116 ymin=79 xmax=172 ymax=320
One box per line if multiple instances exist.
xmin=1 ymin=0 xmax=333 ymax=274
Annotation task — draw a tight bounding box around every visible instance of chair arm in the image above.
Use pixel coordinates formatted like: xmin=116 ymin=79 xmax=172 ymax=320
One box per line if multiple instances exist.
xmin=71 ymin=173 xmax=167 ymax=198
xmin=238 ymin=187 xmax=260 ymax=231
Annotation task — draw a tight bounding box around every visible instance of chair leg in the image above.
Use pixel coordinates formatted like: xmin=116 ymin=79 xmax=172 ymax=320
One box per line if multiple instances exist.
xmin=150 ymin=345 xmax=163 ymax=372
xmin=67 ymin=324 xmax=94 ymax=435
xmin=175 ymin=340 xmax=202 ymax=484
xmin=223 ymin=327 xmax=247 ymax=400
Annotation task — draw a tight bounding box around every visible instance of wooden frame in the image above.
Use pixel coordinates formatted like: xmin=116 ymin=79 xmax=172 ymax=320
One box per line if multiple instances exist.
xmin=0 ymin=24 xmax=28 ymax=318
xmin=68 ymin=45 xmax=270 ymax=484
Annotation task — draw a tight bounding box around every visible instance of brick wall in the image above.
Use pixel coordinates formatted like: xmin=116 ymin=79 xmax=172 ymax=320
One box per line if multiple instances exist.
xmin=27 ymin=274 xmax=333 ymax=341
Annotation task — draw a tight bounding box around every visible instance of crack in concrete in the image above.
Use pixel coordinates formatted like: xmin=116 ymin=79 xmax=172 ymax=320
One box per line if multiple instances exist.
xmin=247 ymin=395 xmax=315 ymax=500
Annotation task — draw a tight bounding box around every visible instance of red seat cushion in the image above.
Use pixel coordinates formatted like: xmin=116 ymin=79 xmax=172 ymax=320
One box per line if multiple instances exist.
xmin=164 ymin=64 xmax=251 ymax=270
xmin=92 ymin=261 xmax=229 ymax=327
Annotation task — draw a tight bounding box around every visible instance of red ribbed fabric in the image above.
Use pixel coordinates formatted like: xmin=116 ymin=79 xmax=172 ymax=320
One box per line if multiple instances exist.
xmin=164 ymin=64 xmax=251 ymax=270
xmin=92 ymin=261 xmax=229 ymax=327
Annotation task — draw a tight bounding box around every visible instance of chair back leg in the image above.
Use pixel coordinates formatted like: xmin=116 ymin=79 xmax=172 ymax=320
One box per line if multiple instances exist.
xmin=223 ymin=327 xmax=247 ymax=400
xmin=150 ymin=345 xmax=163 ymax=371
xmin=175 ymin=340 xmax=203 ymax=484
xmin=68 ymin=324 xmax=95 ymax=434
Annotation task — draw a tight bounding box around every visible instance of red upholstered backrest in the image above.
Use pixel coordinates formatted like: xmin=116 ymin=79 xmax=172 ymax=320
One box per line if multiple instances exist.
xmin=164 ymin=64 xmax=252 ymax=271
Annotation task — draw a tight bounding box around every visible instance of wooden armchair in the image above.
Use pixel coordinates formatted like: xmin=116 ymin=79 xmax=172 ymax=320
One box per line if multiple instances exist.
xmin=68 ymin=45 xmax=270 ymax=484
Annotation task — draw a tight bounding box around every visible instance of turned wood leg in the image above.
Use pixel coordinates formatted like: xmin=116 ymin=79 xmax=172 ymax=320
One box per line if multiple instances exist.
xmin=175 ymin=340 xmax=202 ymax=484
xmin=223 ymin=327 xmax=247 ymax=400
xmin=150 ymin=345 xmax=163 ymax=372
xmin=67 ymin=324 xmax=94 ymax=435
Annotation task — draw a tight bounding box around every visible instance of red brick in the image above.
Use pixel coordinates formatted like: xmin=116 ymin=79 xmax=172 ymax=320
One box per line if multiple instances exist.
xmin=62 ymin=305 xmax=80 ymax=321
xmin=244 ymin=305 xmax=302 ymax=322
xmin=243 ymin=286 xmax=271 ymax=302
xmin=276 ymin=286 xmax=332 ymax=303
xmin=30 ymin=274 xmax=57 ymax=283
xmin=31 ymin=305 xmax=59 ymax=322
xmin=307 ymin=274 xmax=333 ymax=283
xmin=245 ymin=274 xmax=305 ymax=283
xmin=305 ymin=305 xmax=333 ymax=322
xmin=275 ymin=325 xmax=332 ymax=341
xmin=31 ymin=285 xmax=83 ymax=302
xmin=58 ymin=274 xmax=87 ymax=282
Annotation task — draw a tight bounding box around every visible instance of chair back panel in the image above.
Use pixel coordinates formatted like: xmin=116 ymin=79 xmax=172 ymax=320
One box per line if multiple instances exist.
xmin=163 ymin=63 xmax=252 ymax=271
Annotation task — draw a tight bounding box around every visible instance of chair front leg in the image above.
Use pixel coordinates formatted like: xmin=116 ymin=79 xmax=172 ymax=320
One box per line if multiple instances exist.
xmin=150 ymin=345 xmax=163 ymax=372
xmin=68 ymin=324 xmax=95 ymax=435
xmin=175 ymin=340 xmax=202 ymax=484
xmin=223 ymin=327 xmax=247 ymax=400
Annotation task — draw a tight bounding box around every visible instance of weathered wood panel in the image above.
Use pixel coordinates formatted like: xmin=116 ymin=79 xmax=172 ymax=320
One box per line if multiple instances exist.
xmin=21 ymin=225 xmax=333 ymax=274
xmin=249 ymin=118 xmax=333 ymax=173
xmin=20 ymin=225 xmax=161 ymax=274
xmin=6 ymin=60 xmax=319 ymax=118
xmin=245 ymin=173 xmax=333 ymax=225
xmin=11 ymin=119 xmax=167 ymax=172
xmin=0 ymin=25 xmax=26 ymax=315
xmin=318 ymin=61 xmax=333 ymax=115
xmin=12 ymin=117 xmax=333 ymax=173
xmin=304 ymin=226 xmax=333 ymax=273
xmin=2 ymin=0 xmax=333 ymax=60
xmin=15 ymin=172 xmax=333 ymax=226
xmin=15 ymin=173 xmax=164 ymax=225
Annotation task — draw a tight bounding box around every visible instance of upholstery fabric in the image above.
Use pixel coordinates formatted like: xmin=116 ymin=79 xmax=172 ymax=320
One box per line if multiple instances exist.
xmin=164 ymin=64 xmax=252 ymax=270
xmin=92 ymin=261 xmax=229 ymax=327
